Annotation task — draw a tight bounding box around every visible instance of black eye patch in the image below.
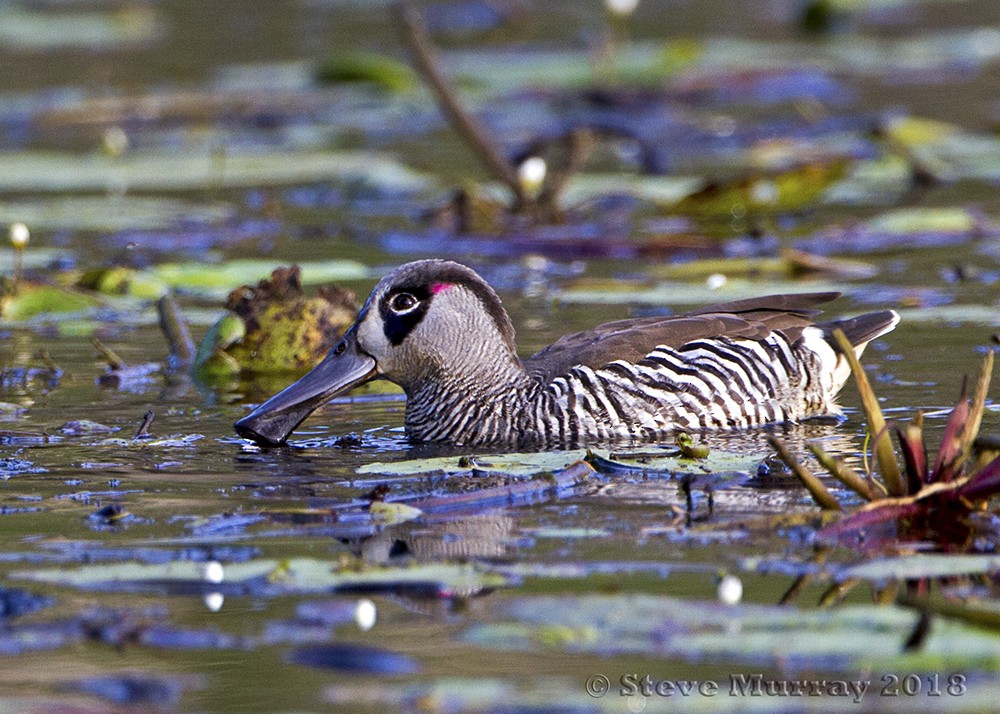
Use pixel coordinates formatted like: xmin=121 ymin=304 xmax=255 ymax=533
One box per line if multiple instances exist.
xmin=380 ymin=285 xmax=431 ymax=345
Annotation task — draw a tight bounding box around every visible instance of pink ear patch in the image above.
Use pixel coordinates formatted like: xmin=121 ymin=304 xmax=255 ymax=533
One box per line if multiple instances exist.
xmin=430 ymin=282 xmax=453 ymax=294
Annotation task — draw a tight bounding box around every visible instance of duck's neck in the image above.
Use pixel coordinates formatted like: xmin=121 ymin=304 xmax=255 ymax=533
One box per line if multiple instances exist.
xmin=402 ymin=352 xmax=538 ymax=445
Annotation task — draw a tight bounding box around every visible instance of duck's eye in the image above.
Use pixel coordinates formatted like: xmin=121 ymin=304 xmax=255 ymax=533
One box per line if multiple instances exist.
xmin=389 ymin=292 xmax=419 ymax=313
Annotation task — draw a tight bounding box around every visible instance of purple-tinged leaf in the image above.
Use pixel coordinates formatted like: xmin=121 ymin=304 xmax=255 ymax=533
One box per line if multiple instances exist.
xmin=932 ymin=382 xmax=970 ymax=483
xmin=896 ymin=418 xmax=927 ymax=492
xmin=955 ymin=455 xmax=1000 ymax=502
xmin=817 ymin=500 xmax=924 ymax=546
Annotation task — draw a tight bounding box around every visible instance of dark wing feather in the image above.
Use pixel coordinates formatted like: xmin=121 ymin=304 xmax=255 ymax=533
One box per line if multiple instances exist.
xmin=524 ymin=292 xmax=841 ymax=381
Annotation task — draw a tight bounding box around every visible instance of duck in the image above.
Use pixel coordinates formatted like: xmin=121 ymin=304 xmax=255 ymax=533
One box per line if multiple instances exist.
xmin=235 ymin=259 xmax=899 ymax=448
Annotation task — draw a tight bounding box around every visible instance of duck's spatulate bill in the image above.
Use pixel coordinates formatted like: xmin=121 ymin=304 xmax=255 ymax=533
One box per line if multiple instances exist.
xmin=235 ymin=330 xmax=377 ymax=446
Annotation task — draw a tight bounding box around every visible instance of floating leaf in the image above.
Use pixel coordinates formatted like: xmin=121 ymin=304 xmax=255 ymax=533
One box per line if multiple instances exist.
xmin=839 ymin=554 xmax=1000 ymax=583
xmin=356 ymin=450 xmax=588 ymax=477
xmin=465 ymin=594 xmax=1000 ymax=670
xmin=882 ymin=116 xmax=1000 ymax=183
xmin=653 ymin=249 xmax=877 ymax=281
xmin=369 ymin=501 xmax=422 ymax=525
xmin=672 ymin=160 xmax=849 ymax=216
xmin=893 ymin=304 xmax=1000 ymax=326
xmin=316 ymin=52 xmax=417 ymax=92
xmin=77 ymin=267 xmax=170 ymax=300
xmin=359 ymin=446 xmax=761 ymax=479
xmin=0 ymin=283 xmax=104 ymax=321
xmin=558 ymin=174 xmax=702 ymax=207
xmin=0 ymin=197 xmax=233 ymax=232
xmin=559 ymin=278 xmax=855 ymax=306
xmin=12 ymin=559 xmax=507 ymax=597
xmin=150 ymin=259 xmax=369 ymax=299
xmin=0 ymin=150 xmax=433 ymax=194
xmin=0 ymin=6 xmax=163 ymax=50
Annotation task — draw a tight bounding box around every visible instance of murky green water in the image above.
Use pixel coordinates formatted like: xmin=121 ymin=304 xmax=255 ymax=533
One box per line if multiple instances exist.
xmin=3 ymin=1 xmax=1000 ymax=712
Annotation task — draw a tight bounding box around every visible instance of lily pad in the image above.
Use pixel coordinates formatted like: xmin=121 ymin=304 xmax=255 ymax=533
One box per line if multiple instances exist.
xmin=77 ymin=267 xmax=170 ymax=300
xmin=12 ymin=558 xmax=507 ymax=597
xmin=358 ymin=447 xmax=763 ymax=478
xmin=0 ymin=6 xmax=163 ymax=50
xmin=559 ymin=278 xmax=856 ymax=306
xmin=150 ymin=259 xmax=370 ymax=299
xmin=0 ymin=150 xmax=433 ymax=194
xmin=356 ymin=450 xmax=588 ymax=477
xmin=0 ymin=197 xmax=234 ymax=232
xmin=893 ymin=304 xmax=1000 ymax=326
xmin=882 ymin=116 xmax=1000 ymax=183
xmin=316 ymin=52 xmax=417 ymax=92
xmin=838 ymin=554 xmax=1000 ymax=583
xmin=465 ymin=594 xmax=1000 ymax=670
xmin=0 ymin=283 xmax=104 ymax=321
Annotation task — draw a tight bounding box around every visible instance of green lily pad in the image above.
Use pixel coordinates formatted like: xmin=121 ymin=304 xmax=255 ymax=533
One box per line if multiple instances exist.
xmin=77 ymin=267 xmax=170 ymax=299
xmin=194 ymin=314 xmax=247 ymax=376
xmin=0 ymin=197 xmax=233 ymax=232
xmin=0 ymin=150 xmax=433 ymax=194
xmin=369 ymin=501 xmax=423 ymax=525
xmin=893 ymin=305 xmax=1000 ymax=327
xmin=316 ymin=51 xmax=417 ymax=92
xmin=356 ymin=450 xmax=589 ymax=477
xmin=883 ymin=116 xmax=1000 ymax=183
xmin=0 ymin=6 xmax=162 ymax=50
xmin=0 ymin=283 xmax=104 ymax=321
xmin=150 ymin=259 xmax=369 ymax=299
xmin=559 ymin=174 xmax=702 ymax=207
xmin=12 ymin=558 xmax=506 ymax=596
xmin=838 ymin=554 xmax=1000 ymax=582
xmin=672 ymin=160 xmax=850 ymax=217
xmin=466 ymin=594 xmax=1000 ymax=670
xmin=559 ymin=278 xmax=856 ymax=306
xmin=859 ymin=206 xmax=985 ymax=236
xmin=358 ymin=447 xmax=762 ymax=478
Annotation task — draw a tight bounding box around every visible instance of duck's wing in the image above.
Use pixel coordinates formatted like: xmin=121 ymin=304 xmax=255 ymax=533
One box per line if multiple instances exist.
xmin=523 ymin=292 xmax=840 ymax=381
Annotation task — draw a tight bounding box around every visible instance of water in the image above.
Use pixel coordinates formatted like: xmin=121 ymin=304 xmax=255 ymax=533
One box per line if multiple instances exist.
xmin=2 ymin=1 xmax=1000 ymax=712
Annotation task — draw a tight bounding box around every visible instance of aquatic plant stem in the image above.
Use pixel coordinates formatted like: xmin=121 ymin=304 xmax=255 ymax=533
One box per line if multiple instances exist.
xmin=396 ymin=1 xmax=528 ymax=208
xmin=92 ymin=337 xmax=127 ymax=370
xmin=13 ymin=249 xmax=23 ymax=287
xmin=767 ymin=435 xmax=842 ymax=511
xmin=158 ymin=294 xmax=196 ymax=369
xmin=806 ymin=442 xmax=879 ymax=501
xmin=832 ymin=328 xmax=904 ymax=497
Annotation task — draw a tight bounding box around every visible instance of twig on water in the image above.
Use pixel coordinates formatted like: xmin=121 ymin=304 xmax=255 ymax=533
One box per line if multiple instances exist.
xmin=92 ymin=337 xmax=127 ymax=370
xmin=158 ymin=294 xmax=196 ymax=370
xmin=134 ymin=410 xmax=155 ymax=439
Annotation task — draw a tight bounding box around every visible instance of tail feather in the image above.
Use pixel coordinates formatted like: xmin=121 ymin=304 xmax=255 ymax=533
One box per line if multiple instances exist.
xmin=814 ymin=310 xmax=899 ymax=395
xmin=819 ymin=310 xmax=900 ymax=357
